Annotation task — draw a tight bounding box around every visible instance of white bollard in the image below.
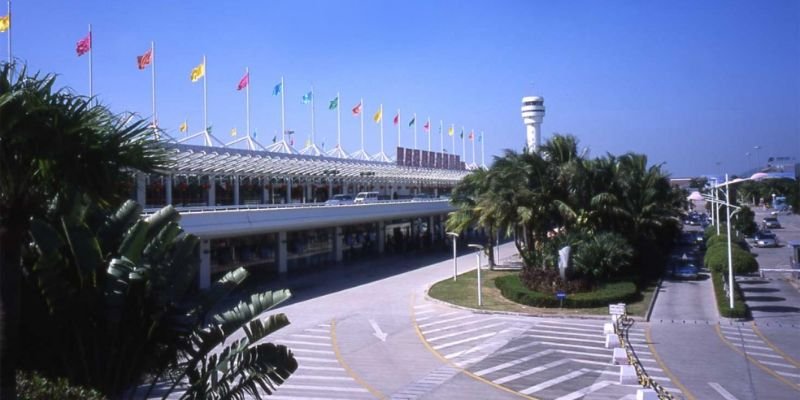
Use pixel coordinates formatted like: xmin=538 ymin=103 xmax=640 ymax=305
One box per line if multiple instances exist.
xmin=636 ymin=388 xmax=658 ymax=400
xmin=603 ymin=322 xmax=615 ymax=335
xmin=619 ymin=365 xmax=637 ymax=385
xmin=612 ymin=347 xmax=628 ymax=365
xmin=605 ymin=333 xmax=620 ymax=348
xmin=611 ymin=314 xmax=619 ymax=324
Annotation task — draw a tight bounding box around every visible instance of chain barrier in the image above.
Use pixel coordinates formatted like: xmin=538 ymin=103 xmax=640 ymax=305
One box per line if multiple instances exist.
xmin=614 ymin=313 xmax=675 ymax=400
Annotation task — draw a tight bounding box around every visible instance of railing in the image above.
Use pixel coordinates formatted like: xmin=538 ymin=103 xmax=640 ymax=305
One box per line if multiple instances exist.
xmin=615 ymin=313 xmax=675 ymax=399
xmin=142 ymin=198 xmax=448 ymax=215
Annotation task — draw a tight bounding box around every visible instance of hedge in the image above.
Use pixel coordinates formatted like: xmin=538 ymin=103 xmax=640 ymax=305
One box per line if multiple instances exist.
xmin=711 ymin=268 xmax=749 ymax=319
xmin=495 ymin=274 xmax=638 ymax=308
xmin=704 ymin=243 xmax=758 ymax=274
xmin=17 ymin=371 xmax=107 ymax=400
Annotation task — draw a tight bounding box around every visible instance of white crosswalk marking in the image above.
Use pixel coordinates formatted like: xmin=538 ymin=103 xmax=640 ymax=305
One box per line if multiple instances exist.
xmin=709 ymin=382 xmax=739 ymax=400
xmin=521 ymin=369 xmax=589 ymax=394
xmin=422 ymin=317 xmax=501 ymax=334
xmin=555 ymin=381 xmax=615 ymax=400
xmin=474 ymin=349 xmax=554 ymax=376
xmin=426 ymin=322 xmax=507 ymax=341
xmin=494 ymin=358 xmax=572 ymax=384
xmin=433 ymin=331 xmax=498 ymax=350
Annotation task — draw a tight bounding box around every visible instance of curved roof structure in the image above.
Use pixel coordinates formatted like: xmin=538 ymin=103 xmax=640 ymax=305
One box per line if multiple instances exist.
xmin=163 ymin=144 xmax=469 ymax=185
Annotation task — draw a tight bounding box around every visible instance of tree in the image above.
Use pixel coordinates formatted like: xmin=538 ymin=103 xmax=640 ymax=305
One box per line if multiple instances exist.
xmin=21 ymin=194 xmax=297 ymax=398
xmin=0 ymin=64 xmax=166 ymax=398
xmin=572 ymin=232 xmax=633 ymax=281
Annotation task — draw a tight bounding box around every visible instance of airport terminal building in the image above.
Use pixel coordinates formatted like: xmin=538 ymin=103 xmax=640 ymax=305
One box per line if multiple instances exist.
xmin=133 ymin=143 xmax=472 ymax=288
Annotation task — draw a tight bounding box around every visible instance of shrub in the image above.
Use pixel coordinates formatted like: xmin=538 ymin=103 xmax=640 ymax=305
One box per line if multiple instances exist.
xmin=519 ymin=266 xmax=591 ymax=294
xmin=16 ymin=371 xmax=106 ymax=400
xmin=704 ymin=243 xmax=758 ymax=274
xmin=496 ymin=274 xmax=638 ymax=308
xmin=711 ymin=268 xmax=749 ymax=319
xmin=572 ymin=232 xmax=633 ymax=281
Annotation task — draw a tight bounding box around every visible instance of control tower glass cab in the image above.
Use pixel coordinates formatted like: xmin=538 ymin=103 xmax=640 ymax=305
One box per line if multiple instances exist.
xmin=521 ymin=96 xmax=545 ymax=153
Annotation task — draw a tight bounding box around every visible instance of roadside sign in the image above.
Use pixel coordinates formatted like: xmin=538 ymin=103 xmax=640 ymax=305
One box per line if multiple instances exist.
xmin=556 ymin=291 xmax=566 ymax=300
xmin=609 ymin=303 xmax=626 ymax=315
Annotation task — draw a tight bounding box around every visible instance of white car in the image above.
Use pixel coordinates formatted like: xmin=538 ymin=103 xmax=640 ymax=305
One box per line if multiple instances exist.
xmin=754 ymin=231 xmax=778 ymax=248
xmin=324 ymin=194 xmax=353 ymax=205
xmin=353 ymin=191 xmax=379 ymax=204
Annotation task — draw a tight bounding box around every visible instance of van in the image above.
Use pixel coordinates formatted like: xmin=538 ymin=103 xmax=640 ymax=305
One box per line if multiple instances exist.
xmin=354 ymin=191 xmax=379 ymax=204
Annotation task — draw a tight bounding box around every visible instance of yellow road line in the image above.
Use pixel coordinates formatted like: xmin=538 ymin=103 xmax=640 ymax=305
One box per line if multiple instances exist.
xmin=644 ymin=325 xmax=697 ymax=400
xmin=330 ymin=319 xmax=386 ymax=399
xmin=750 ymin=322 xmax=800 ymax=368
xmin=410 ymin=293 xmax=539 ymax=400
xmin=714 ymin=324 xmax=800 ymax=392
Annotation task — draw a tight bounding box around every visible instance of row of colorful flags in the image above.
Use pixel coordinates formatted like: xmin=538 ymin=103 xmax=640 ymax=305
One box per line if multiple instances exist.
xmin=0 ymin=11 xmax=486 ymax=159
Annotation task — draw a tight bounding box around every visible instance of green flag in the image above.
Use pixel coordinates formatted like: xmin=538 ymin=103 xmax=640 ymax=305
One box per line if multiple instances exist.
xmin=408 ymin=117 xmax=415 ymax=127
xmin=329 ymin=96 xmax=339 ymax=110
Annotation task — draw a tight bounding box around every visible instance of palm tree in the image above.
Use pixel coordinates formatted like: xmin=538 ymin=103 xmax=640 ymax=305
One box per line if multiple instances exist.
xmin=0 ymin=64 xmax=166 ymax=398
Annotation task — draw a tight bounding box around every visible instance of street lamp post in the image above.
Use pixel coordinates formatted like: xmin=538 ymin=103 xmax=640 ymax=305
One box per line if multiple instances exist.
xmin=447 ymin=232 xmax=459 ymax=281
xmin=469 ymin=243 xmax=484 ymax=307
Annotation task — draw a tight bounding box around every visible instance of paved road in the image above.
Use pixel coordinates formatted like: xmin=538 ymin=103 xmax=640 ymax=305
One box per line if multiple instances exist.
xmin=209 ymin=211 xmax=800 ymax=400
xmin=223 ymin=242 xmax=665 ymax=400
xmin=647 ymin=209 xmax=800 ymax=400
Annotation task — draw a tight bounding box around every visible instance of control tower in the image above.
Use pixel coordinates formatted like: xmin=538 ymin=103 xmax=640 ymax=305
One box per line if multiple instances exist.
xmin=521 ymin=96 xmax=545 ymax=153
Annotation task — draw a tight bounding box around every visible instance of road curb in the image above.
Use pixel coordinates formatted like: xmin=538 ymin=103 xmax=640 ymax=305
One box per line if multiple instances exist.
xmin=422 ymin=273 xmax=645 ymax=322
xmin=644 ymin=277 xmax=663 ymax=322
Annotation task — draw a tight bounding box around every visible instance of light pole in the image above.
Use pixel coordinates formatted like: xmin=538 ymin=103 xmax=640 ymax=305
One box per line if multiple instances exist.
xmin=469 ymin=243 xmax=484 ymax=307
xmin=447 ymin=232 xmax=459 ymax=281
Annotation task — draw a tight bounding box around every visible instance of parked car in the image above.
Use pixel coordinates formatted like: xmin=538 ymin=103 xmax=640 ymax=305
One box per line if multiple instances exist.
xmin=754 ymin=231 xmax=778 ymax=248
xmin=353 ymin=191 xmax=380 ymax=204
xmin=674 ymin=263 xmax=699 ymax=280
xmin=324 ymin=194 xmax=353 ymax=205
xmin=763 ymin=216 xmax=781 ymax=229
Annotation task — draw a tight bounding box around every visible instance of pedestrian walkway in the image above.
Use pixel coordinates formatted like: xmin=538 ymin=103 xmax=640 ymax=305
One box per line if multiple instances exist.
xmin=413 ymin=302 xmax=686 ymax=399
xmin=268 ymin=322 xmax=374 ymax=400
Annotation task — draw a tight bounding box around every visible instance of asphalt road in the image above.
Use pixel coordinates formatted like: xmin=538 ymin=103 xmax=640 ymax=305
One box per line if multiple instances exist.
xmin=203 ymin=211 xmax=800 ymax=400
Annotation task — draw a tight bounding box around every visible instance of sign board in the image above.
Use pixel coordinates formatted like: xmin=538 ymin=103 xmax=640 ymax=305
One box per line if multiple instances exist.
xmin=556 ymin=291 xmax=566 ymax=300
xmin=609 ymin=303 xmax=626 ymax=315
xmin=396 ymin=147 xmax=405 ymax=166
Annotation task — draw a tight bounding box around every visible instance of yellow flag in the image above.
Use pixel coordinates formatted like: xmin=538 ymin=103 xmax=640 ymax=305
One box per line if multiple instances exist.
xmin=230 ymin=127 xmax=237 ymax=137
xmin=448 ymin=126 xmax=454 ymax=136
xmin=0 ymin=15 xmax=9 ymax=32
xmin=373 ymin=108 xmax=382 ymax=123
xmin=179 ymin=121 xmax=188 ymax=133
xmin=190 ymin=62 xmax=205 ymax=82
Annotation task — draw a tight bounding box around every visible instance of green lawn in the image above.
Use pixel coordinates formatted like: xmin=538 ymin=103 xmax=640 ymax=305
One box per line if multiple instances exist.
xmin=428 ymin=269 xmax=657 ymax=317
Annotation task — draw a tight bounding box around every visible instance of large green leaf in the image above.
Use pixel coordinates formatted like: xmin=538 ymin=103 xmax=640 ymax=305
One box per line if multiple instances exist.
xmin=213 ymin=290 xmax=292 ymax=336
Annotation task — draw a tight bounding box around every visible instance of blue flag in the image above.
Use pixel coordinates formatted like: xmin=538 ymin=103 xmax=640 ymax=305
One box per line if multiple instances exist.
xmin=272 ymin=82 xmax=282 ymax=96
xmin=302 ymin=91 xmax=313 ymax=104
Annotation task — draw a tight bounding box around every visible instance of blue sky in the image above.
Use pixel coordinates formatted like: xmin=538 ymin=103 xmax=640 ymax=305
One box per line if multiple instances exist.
xmin=5 ymin=0 xmax=799 ymax=176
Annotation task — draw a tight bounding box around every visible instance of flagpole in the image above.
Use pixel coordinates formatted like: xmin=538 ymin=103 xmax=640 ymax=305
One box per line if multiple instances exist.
xmin=461 ymin=126 xmax=466 ymax=160
xmin=380 ymin=104 xmax=384 ymax=155
xmin=481 ymin=131 xmax=485 ymax=167
xmin=245 ymin=67 xmax=250 ymax=138
xmin=396 ymin=109 xmax=401 ymax=148
xmin=427 ymin=117 xmax=431 ymax=152
xmin=360 ymin=98 xmax=364 ymax=152
xmin=7 ymin=0 xmax=11 ymax=66
xmin=336 ymin=92 xmax=341 ymax=149
xmin=311 ymin=84 xmax=316 ymax=144
xmin=471 ymin=130 xmax=476 ymax=165
xmin=203 ymin=54 xmax=209 ymax=146
xmin=451 ymin=124 xmax=455 ymax=154
xmin=440 ymin=120 xmax=444 ymax=152
xmin=413 ymin=112 xmax=417 ymax=150
xmin=88 ymin=24 xmax=93 ymax=99
xmin=151 ymin=41 xmax=157 ymax=137
xmin=280 ymin=76 xmax=285 ymax=141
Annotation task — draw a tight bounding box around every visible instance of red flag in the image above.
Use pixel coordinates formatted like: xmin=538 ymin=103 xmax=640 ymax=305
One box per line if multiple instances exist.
xmin=469 ymin=131 xmax=474 ymax=141
xmin=137 ymin=48 xmax=152 ymax=70
xmin=393 ymin=113 xmax=399 ymax=125
xmin=237 ymin=72 xmax=249 ymax=90
xmin=352 ymin=102 xmax=362 ymax=116
xmin=76 ymin=33 xmax=91 ymax=56
xmin=423 ymin=121 xmax=430 ymax=132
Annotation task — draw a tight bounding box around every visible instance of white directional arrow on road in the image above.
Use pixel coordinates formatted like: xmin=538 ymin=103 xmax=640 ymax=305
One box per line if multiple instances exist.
xmin=369 ymin=319 xmax=388 ymax=342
